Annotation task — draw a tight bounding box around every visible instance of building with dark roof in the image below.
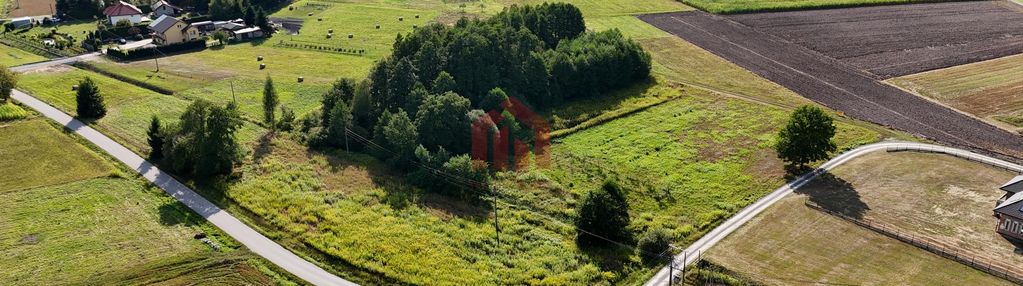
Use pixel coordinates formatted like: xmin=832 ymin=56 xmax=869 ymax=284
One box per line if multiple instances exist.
xmin=151 ymin=0 xmax=181 ymax=17
xmin=994 ymin=175 xmax=1023 ymax=240
xmin=148 ymin=15 xmax=200 ymax=45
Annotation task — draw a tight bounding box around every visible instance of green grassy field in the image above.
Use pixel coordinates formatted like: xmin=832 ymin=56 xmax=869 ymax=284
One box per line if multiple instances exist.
xmin=708 ymin=196 xmax=1013 ymax=285
xmin=17 ymin=66 xmax=264 ymax=153
xmin=0 ymin=119 xmax=112 ymax=192
xmin=0 ymin=118 xmax=289 ymax=285
xmin=887 ymin=54 xmax=1023 ymax=132
xmin=0 ymin=43 xmax=46 ymax=66
xmin=681 ymin=0 xmax=958 ymax=14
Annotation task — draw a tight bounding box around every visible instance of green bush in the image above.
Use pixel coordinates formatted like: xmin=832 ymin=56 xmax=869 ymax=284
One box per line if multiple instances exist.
xmin=0 ymin=102 xmax=28 ymax=121
xmin=575 ymin=178 xmax=632 ymax=247
xmin=638 ymin=228 xmax=674 ymax=263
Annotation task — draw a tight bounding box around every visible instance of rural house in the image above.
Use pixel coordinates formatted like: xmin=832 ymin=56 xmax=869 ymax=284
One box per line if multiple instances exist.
xmin=103 ymin=1 xmax=144 ymax=25
xmin=8 ymin=17 xmax=32 ymax=29
xmin=230 ymin=27 xmax=264 ymax=41
xmin=189 ymin=21 xmax=215 ymax=33
xmin=993 ymin=175 xmax=1023 ymax=240
xmin=151 ymin=0 xmax=181 ymax=17
xmin=148 ymin=15 xmax=200 ymax=45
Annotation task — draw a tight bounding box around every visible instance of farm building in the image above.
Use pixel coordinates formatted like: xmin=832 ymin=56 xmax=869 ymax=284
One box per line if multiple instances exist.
xmin=148 ymin=15 xmax=200 ymax=45
xmin=103 ymin=1 xmax=144 ymax=25
xmin=8 ymin=17 xmax=32 ymax=29
xmin=993 ymin=175 xmax=1023 ymax=240
xmin=230 ymin=27 xmax=264 ymax=41
xmin=189 ymin=21 xmax=215 ymax=33
xmin=151 ymin=0 xmax=181 ymax=17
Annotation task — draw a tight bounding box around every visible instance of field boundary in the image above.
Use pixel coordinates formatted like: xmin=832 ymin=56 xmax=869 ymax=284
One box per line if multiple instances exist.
xmin=71 ymin=61 xmax=176 ymax=95
xmin=804 ymin=200 xmax=1023 ymax=283
xmin=683 ymin=0 xmax=982 ymax=14
xmin=550 ymin=87 xmax=684 ymax=138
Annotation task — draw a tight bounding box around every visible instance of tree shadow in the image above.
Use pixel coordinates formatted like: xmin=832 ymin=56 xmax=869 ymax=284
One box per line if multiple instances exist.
xmin=795 ymin=173 xmax=870 ymax=219
xmin=577 ymin=241 xmax=636 ymax=273
xmin=252 ymin=131 xmax=275 ymax=162
xmin=158 ymin=201 xmax=201 ymax=226
xmin=783 ymin=164 xmax=813 ymax=182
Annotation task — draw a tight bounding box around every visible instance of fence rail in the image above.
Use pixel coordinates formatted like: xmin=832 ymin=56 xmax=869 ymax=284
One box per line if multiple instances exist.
xmin=805 ymin=200 xmax=1023 ymax=284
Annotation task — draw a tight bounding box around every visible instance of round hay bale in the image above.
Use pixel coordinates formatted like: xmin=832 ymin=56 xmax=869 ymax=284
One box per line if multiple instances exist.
xmin=328 ymin=28 xmax=333 ymax=33
xmin=260 ymin=63 xmax=266 ymax=69
xmin=326 ymin=33 xmax=332 ymax=38
xmin=412 ymin=25 xmax=417 ymax=29
xmin=257 ymin=55 xmax=263 ymax=61
xmin=297 ymin=76 xmax=304 ymax=83
xmin=415 ymin=14 xmax=420 ymax=19
xmin=288 ymin=6 xmax=293 ymax=10
xmin=375 ymin=24 xmax=380 ymax=29
xmin=308 ymin=12 xmax=313 ymax=16
xmin=318 ymin=18 xmax=322 ymax=21
xmin=71 ymin=85 xmax=78 ymax=91
xmin=398 ymin=17 xmax=404 ymax=21
xmin=347 ymin=34 xmax=353 ymax=39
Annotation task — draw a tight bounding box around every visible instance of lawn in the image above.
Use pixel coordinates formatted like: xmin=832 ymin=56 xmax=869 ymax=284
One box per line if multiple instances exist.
xmin=798 ymin=151 xmax=1023 ymax=273
xmin=886 ymin=54 xmax=1023 ymax=132
xmin=0 ymin=118 xmax=289 ymax=285
xmin=682 ymin=0 xmax=962 ymax=14
xmin=0 ymin=43 xmax=46 ymax=66
xmin=0 ymin=119 xmax=112 ymax=192
xmin=17 ymin=66 xmax=264 ymax=153
xmin=707 ymin=196 xmax=1014 ymax=285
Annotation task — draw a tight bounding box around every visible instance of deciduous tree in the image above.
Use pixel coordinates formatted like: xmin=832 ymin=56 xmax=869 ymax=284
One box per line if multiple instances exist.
xmin=575 ymin=179 xmax=631 ymax=247
xmin=0 ymin=66 xmax=17 ymax=102
xmin=776 ymin=105 xmax=837 ymax=166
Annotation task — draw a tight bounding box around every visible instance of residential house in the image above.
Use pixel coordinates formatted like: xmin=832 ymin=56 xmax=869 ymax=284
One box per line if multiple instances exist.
xmin=148 ymin=15 xmax=200 ymax=45
xmin=151 ymin=0 xmax=181 ymax=17
xmin=230 ymin=27 xmax=264 ymax=41
xmin=993 ymin=175 xmax=1023 ymax=240
xmin=189 ymin=20 xmax=215 ymax=33
xmin=103 ymin=1 xmax=144 ymax=25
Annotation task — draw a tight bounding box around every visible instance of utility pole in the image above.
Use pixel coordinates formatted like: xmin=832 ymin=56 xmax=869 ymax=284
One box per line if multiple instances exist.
xmin=230 ymin=81 xmax=237 ymax=103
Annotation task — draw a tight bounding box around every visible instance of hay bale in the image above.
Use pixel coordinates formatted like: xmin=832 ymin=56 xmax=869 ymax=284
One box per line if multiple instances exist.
xmin=257 ymin=55 xmax=263 ymax=61
xmin=398 ymin=16 xmax=404 ymax=21
xmin=347 ymin=34 xmax=353 ymax=39
xmin=415 ymin=14 xmax=420 ymax=19
xmin=307 ymin=12 xmax=313 ymax=16
xmin=288 ymin=6 xmax=293 ymax=10
xmin=71 ymin=85 xmax=78 ymax=91
xmin=297 ymin=76 xmax=304 ymax=83
xmin=326 ymin=33 xmax=332 ymax=39
xmin=260 ymin=63 xmax=266 ymax=69
xmin=412 ymin=25 xmax=417 ymax=29
xmin=318 ymin=18 xmax=322 ymax=21
xmin=375 ymin=24 xmax=380 ymax=29
xmin=328 ymin=28 xmax=333 ymax=33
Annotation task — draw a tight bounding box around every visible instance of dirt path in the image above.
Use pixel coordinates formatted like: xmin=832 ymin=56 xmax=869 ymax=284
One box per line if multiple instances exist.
xmin=639 ymin=10 xmax=1023 ymax=159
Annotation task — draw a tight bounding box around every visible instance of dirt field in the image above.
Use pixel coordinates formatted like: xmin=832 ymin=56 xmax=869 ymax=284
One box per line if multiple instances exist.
xmin=887 ymin=53 xmax=1023 ymax=132
xmin=639 ymin=3 xmax=1023 ymax=159
xmin=798 ymin=151 xmax=1023 ymax=274
xmin=727 ymin=2 xmax=1023 ymax=78
xmin=7 ymin=0 xmax=55 ymax=17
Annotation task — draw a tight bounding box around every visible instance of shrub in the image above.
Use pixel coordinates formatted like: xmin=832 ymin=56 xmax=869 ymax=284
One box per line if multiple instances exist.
xmin=0 ymin=102 xmax=27 ymax=121
xmin=638 ymin=228 xmax=674 ymax=263
xmin=575 ymin=179 xmax=632 ymax=247
xmin=161 ymin=100 xmax=243 ymax=179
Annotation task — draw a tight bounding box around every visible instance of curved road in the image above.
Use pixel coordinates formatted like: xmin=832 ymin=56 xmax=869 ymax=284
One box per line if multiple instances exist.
xmin=12 ymin=58 xmax=357 ymax=286
xmin=644 ymin=141 xmax=1023 ymax=286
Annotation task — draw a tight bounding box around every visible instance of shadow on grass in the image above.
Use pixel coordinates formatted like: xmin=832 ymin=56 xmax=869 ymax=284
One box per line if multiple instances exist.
xmin=578 ymin=239 xmax=637 ymax=272
xmin=158 ymin=201 xmax=202 ymax=226
xmin=252 ymin=131 xmax=274 ymax=162
xmin=794 ymin=173 xmax=869 ymax=219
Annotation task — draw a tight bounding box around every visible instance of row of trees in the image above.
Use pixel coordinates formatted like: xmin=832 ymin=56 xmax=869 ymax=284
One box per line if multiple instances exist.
xmin=209 ymin=0 xmax=272 ymax=31
xmin=148 ymin=100 xmax=242 ymax=178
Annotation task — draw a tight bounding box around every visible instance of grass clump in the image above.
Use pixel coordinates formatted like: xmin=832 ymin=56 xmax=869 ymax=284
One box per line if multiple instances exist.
xmin=0 ymin=102 xmax=27 ymax=121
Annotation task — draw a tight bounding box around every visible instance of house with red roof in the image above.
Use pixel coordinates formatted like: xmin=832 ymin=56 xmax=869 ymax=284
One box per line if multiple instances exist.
xmin=103 ymin=1 xmax=144 ymax=25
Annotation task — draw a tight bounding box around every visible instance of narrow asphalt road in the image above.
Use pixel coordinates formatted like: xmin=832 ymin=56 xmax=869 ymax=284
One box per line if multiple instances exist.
xmin=643 ymin=141 xmax=1023 ymax=286
xmin=12 ymin=61 xmax=357 ymax=285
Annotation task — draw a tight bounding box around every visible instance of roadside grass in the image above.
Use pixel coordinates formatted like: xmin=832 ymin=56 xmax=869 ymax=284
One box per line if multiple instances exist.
xmin=17 ymin=66 xmax=263 ymax=153
xmin=707 ymin=196 xmax=1014 ymax=285
xmin=886 ymin=53 xmax=1023 ymax=132
xmin=0 ymin=42 xmax=46 ymax=66
xmin=682 ymin=0 xmax=962 ymax=14
xmin=0 ymin=101 xmax=28 ymax=121
xmin=799 ymin=152 xmax=1023 ymax=270
xmin=0 ymin=119 xmax=112 ymax=192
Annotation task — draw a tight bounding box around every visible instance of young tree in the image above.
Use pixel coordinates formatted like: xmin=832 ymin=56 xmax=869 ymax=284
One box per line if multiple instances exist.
xmin=575 ymin=178 xmax=631 ymax=247
xmin=775 ymin=105 xmax=837 ymax=166
xmin=75 ymin=77 xmax=106 ymax=119
xmin=163 ymin=100 xmax=243 ymax=178
xmin=212 ymin=30 xmax=230 ymax=45
xmin=480 ymin=87 xmax=509 ymax=112
xmin=326 ymin=100 xmax=352 ymax=147
xmin=374 ymin=110 xmax=418 ymax=169
xmin=351 ymin=79 xmax=374 ymax=129
xmin=147 ymin=116 xmax=164 ymax=160
xmin=321 ymin=78 xmax=356 ymax=126
xmin=278 ymin=106 xmax=296 ymax=131
xmin=638 ymin=228 xmax=674 ymax=263
xmin=0 ymin=66 xmax=17 ymax=102
xmin=262 ymin=75 xmax=278 ymax=126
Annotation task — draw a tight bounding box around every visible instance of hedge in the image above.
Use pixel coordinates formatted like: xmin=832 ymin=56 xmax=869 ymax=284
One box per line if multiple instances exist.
xmin=106 ymin=40 xmax=207 ymax=60
xmin=73 ymin=61 xmax=176 ymax=95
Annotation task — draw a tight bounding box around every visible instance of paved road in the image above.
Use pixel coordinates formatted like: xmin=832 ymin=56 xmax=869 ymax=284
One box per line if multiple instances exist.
xmin=639 ymin=11 xmax=1023 ymax=159
xmin=643 ymin=141 xmax=1023 ymax=286
xmin=12 ymin=65 xmax=357 ymax=285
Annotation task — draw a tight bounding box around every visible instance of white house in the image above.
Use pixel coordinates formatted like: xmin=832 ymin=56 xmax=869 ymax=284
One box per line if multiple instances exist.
xmin=103 ymin=1 xmax=144 ymax=25
xmin=151 ymin=0 xmax=180 ymax=17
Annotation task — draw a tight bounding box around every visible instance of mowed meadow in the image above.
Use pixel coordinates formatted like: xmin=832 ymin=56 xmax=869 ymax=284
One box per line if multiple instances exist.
xmin=9 ymin=0 xmax=913 ymax=285
xmin=0 ymin=118 xmax=289 ymax=285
